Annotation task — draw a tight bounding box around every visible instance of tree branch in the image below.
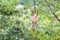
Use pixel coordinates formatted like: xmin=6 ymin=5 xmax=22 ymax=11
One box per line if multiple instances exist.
xmin=45 ymin=0 xmax=60 ymax=22
xmin=32 ymin=0 xmax=38 ymax=30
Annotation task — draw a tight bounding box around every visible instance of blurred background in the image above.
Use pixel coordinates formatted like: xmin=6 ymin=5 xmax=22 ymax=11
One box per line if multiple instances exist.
xmin=0 ymin=0 xmax=60 ymax=40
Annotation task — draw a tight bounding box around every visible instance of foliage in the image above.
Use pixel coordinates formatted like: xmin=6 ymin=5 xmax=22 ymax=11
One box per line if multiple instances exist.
xmin=0 ymin=0 xmax=60 ymax=40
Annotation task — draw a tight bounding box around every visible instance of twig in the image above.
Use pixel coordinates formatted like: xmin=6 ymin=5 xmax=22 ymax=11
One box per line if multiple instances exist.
xmin=32 ymin=0 xmax=37 ymax=30
xmin=45 ymin=0 xmax=60 ymax=22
